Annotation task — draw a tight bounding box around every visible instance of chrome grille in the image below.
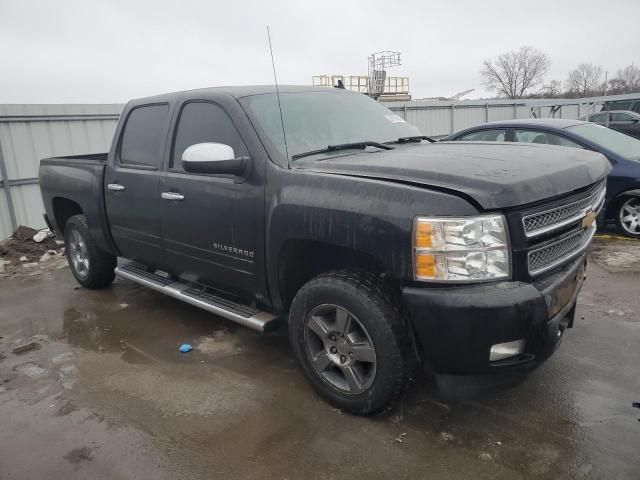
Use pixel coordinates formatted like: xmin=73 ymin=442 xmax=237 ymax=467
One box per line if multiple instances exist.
xmin=528 ymin=226 xmax=595 ymax=275
xmin=522 ymin=180 xmax=606 ymax=238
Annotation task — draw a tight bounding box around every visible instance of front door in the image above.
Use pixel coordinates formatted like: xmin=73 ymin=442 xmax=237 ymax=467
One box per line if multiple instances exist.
xmin=105 ymin=103 xmax=170 ymax=268
xmin=159 ymin=101 xmax=263 ymax=299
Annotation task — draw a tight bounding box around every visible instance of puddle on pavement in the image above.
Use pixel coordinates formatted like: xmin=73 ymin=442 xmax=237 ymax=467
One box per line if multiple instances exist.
xmin=0 ymin=256 xmax=639 ymax=479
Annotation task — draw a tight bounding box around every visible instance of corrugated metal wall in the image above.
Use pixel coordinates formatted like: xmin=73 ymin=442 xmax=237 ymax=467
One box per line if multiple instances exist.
xmin=0 ymin=104 xmax=122 ymax=239
xmin=387 ymin=100 xmax=584 ymax=138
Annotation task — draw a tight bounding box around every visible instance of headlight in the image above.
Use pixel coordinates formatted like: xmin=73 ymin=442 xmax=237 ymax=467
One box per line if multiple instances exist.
xmin=413 ymin=215 xmax=510 ymax=282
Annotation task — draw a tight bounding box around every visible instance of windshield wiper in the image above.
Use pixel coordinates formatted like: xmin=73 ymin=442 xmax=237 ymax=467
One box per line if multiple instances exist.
xmin=386 ymin=135 xmax=435 ymax=144
xmin=291 ymin=141 xmax=394 ymax=160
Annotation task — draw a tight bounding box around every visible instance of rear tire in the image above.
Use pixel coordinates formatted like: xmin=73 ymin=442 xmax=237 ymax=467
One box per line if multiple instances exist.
xmin=64 ymin=214 xmax=116 ymax=289
xmin=614 ymin=196 xmax=640 ymax=238
xmin=289 ymin=270 xmax=412 ymax=415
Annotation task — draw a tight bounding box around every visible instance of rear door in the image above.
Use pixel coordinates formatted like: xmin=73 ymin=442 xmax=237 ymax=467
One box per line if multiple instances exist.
xmin=105 ymin=103 xmax=170 ymax=267
xmin=159 ymin=100 xmax=264 ymax=299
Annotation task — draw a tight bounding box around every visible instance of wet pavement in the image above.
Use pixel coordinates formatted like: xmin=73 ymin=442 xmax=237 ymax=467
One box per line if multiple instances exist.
xmin=1 ymin=236 xmax=639 ymax=479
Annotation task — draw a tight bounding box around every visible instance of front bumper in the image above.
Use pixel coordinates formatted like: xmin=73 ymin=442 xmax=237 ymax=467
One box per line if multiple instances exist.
xmin=402 ymin=255 xmax=587 ymax=375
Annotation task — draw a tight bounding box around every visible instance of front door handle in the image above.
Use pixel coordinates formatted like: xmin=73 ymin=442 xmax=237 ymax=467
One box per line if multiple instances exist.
xmin=107 ymin=183 xmax=125 ymax=191
xmin=161 ymin=192 xmax=185 ymax=201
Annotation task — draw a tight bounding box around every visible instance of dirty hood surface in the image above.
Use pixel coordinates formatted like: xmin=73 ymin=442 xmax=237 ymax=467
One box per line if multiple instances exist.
xmin=300 ymin=142 xmax=611 ymax=209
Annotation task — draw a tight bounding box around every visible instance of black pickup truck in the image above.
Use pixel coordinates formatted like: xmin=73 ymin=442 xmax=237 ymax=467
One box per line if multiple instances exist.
xmin=39 ymin=86 xmax=610 ymax=414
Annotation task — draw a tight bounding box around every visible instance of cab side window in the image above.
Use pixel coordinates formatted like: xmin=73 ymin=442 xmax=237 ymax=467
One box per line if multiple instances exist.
xmin=458 ymin=129 xmax=506 ymax=142
xmin=171 ymin=102 xmax=249 ymax=171
xmin=513 ymin=130 xmax=583 ymax=149
xmin=119 ymin=104 xmax=169 ymax=168
xmin=611 ymin=112 xmax=636 ymax=123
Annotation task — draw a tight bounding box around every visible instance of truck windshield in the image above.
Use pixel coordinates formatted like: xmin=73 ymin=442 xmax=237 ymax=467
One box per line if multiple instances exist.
xmin=240 ymin=92 xmax=422 ymax=162
xmin=568 ymin=123 xmax=640 ymax=160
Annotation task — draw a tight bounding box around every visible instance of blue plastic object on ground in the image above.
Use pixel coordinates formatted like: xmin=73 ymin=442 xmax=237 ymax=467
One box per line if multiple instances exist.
xmin=179 ymin=343 xmax=192 ymax=353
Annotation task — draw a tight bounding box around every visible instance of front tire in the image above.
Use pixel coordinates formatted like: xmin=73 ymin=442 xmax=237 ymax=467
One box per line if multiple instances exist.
xmin=64 ymin=214 xmax=116 ymax=289
xmin=289 ymin=271 xmax=412 ymax=415
xmin=615 ymin=197 xmax=640 ymax=238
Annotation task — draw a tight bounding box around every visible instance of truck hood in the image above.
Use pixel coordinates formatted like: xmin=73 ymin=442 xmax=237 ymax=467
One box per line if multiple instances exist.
xmin=298 ymin=142 xmax=611 ymax=209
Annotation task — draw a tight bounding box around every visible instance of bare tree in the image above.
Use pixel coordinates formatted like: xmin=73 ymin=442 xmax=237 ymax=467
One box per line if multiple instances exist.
xmin=566 ymin=63 xmax=603 ymax=96
xmin=617 ymin=64 xmax=640 ymax=91
xmin=607 ymin=77 xmax=628 ymax=95
xmin=540 ymin=80 xmax=563 ymax=98
xmin=480 ymin=46 xmax=551 ymax=98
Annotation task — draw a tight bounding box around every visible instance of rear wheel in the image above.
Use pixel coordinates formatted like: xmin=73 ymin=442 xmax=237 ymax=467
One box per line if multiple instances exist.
xmin=64 ymin=214 xmax=116 ymax=289
xmin=615 ymin=197 xmax=640 ymax=238
xmin=289 ymin=271 xmax=412 ymax=415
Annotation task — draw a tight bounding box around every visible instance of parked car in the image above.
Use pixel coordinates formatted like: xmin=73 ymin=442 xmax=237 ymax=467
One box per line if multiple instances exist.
xmin=600 ymin=98 xmax=640 ymax=114
xmin=579 ymin=110 xmax=640 ymax=139
xmin=444 ymin=119 xmax=640 ymax=237
xmin=39 ymin=87 xmax=610 ymax=414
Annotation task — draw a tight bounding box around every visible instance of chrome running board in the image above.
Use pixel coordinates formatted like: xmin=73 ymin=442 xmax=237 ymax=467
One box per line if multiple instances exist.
xmin=114 ymin=262 xmax=279 ymax=332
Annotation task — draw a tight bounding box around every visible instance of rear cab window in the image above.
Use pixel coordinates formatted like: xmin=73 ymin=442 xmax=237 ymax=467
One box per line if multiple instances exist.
xmin=119 ymin=104 xmax=169 ymax=168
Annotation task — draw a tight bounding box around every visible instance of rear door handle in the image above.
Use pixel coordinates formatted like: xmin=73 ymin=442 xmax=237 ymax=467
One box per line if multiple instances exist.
xmin=107 ymin=183 xmax=125 ymax=191
xmin=161 ymin=192 xmax=184 ymax=201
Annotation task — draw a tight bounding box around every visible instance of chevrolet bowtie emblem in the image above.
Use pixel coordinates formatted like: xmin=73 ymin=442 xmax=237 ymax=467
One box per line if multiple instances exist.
xmin=581 ymin=208 xmax=596 ymax=230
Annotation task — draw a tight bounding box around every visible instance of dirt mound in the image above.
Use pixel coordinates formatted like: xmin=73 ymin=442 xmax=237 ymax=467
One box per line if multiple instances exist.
xmin=13 ymin=225 xmax=38 ymax=241
xmin=0 ymin=226 xmax=64 ymax=275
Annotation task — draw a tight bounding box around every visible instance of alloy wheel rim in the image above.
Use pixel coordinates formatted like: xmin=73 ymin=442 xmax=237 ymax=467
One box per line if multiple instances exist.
xmin=304 ymin=304 xmax=377 ymax=395
xmin=619 ymin=198 xmax=640 ymax=235
xmin=69 ymin=229 xmax=90 ymax=278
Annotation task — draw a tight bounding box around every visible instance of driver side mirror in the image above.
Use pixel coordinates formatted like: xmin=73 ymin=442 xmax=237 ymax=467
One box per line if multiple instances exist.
xmin=182 ymin=143 xmax=248 ymax=175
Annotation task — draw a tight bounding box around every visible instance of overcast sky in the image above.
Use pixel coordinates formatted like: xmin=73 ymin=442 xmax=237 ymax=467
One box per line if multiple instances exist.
xmin=1 ymin=0 xmax=638 ymax=103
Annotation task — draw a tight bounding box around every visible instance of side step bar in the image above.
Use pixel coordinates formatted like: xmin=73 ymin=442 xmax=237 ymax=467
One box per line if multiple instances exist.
xmin=114 ymin=263 xmax=280 ymax=333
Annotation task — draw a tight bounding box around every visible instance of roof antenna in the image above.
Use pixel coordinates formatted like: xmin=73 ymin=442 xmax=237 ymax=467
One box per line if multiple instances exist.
xmin=266 ymin=26 xmax=289 ymax=161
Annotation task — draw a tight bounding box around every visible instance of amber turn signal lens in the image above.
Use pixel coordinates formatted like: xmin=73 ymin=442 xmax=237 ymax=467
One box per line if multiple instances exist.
xmin=415 ymin=221 xmax=433 ymax=248
xmin=415 ymin=253 xmax=436 ymax=279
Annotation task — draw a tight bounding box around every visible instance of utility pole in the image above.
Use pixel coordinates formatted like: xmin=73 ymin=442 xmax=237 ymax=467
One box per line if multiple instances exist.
xmin=604 ymin=70 xmax=608 ymax=96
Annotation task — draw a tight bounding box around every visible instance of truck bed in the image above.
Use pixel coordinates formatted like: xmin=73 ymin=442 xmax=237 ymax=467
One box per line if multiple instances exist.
xmin=39 ymin=152 xmax=108 ymax=166
xmin=39 ymin=152 xmax=115 ymax=255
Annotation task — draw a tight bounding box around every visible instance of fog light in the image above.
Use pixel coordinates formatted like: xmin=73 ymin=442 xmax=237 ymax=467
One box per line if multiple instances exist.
xmin=490 ymin=339 xmax=525 ymax=362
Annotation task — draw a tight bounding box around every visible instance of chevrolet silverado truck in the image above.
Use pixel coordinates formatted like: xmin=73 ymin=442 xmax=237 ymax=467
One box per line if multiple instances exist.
xmin=39 ymin=86 xmax=611 ymax=415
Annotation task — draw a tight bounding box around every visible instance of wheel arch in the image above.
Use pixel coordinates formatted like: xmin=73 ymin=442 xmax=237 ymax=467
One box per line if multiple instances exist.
xmin=276 ymin=239 xmax=394 ymax=312
xmin=608 ymin=187 xmax=640 ymax=213
xmin=52 ymin=197 xmax=83 ymax=232
xmin=615 ymin=188 xmax=640 ymax=200
xmin=611 ymin=189 xmax=640 ymax=237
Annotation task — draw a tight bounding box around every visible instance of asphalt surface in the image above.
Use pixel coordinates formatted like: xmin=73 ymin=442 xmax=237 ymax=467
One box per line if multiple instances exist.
xmin=0 ymin=236 xmax=639 ymax=479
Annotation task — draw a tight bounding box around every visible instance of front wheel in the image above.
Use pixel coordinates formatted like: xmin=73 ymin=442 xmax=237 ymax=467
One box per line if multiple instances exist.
xmin=615 ymin=197 xmax=640 ymax=238
xmin=64 ymin=214 xmax=116 ymax=289
xmin=289 ymin=271 xmax=412 ymax=415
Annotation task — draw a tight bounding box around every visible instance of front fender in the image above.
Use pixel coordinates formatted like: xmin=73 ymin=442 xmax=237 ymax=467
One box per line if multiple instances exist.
xmin=265 ymin=167 xmax=479 ymax=309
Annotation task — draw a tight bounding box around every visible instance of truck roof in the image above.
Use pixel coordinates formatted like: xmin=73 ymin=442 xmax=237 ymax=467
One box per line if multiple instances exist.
xmin=130 ymin=85 xmax=348 ymax=103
